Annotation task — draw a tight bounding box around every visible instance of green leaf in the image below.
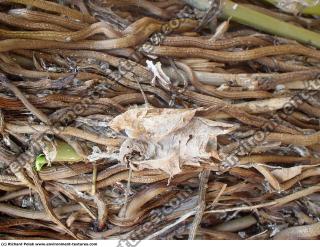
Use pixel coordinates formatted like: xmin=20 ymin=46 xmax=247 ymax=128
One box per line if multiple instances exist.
xmin=35 ymin=154 xmax=48 ymax=171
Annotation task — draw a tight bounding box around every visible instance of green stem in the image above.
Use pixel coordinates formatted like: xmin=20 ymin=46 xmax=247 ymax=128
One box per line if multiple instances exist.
xmin=184 ymin=0 xmax=320 ymax=48
xmin=35 ymin=154 xmax=47 ymax=171
xmin=222 ymin=0 xmax=320 ymax=48
xmin=303 ymin=4 xmax=320 ymax=15
xmin=35 ymin=140 xmax=84 ymax=171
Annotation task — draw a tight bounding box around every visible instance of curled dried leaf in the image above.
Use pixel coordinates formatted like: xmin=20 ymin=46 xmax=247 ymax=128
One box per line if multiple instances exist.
xmin=110 ymin=108 xmax=238 ymax=177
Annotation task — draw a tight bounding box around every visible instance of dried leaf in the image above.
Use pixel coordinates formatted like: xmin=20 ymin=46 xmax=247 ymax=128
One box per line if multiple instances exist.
xmin=109 ymin=108 xmax=198 ymax=141
xmin=253 ymin=164 xmax=281 ymax=191
xmin=274 ymin=0 xmax=312 ymax=15
xmin=146 ymin=60 xmax=172 ymax=90
xmin=110 ymin=108 xmax=238 ymax=177
xmin=271 ymin=166 xmax=303 ymax=182
xmin=211 ymin=18 xmax=231 ymax=40
xmin=132 ymin=151 xmax=181 ymax=181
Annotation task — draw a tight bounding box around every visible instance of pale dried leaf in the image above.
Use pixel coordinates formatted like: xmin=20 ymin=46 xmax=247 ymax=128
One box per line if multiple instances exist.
xmin=109 ymin=108 xmax=198 ymax=141
xmin=42 ymin=140 xmax=57 ymax=165
xmin=133 ymin=151 xmax=181 ymax=177
xmin=254 ymin=164 xmax=281 ymax=192
xmin=275 ymin=0 xmax=313 ymax=15
xmin=111 ymin=108 xmax=238 ymax=177
xmin=271 ymin=166 xmax=303 ymax=182
xmin=146 ymin=60 xmax=172 ymax=90
xmin=211 ymin=18 xmax=231 ymax=40
xmin=87 ymin=146 xmax=119 ymax=162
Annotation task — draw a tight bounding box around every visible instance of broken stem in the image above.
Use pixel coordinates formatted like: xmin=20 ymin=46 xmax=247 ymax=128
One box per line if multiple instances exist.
xmin=91 ymin=164 xmax=98 ymax=195
xmin=188 ymin=170 xmax=210 ymax=240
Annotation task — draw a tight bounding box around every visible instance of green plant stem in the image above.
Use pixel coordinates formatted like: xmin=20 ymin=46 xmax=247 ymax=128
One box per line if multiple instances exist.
xmin=303 ymin=4 xmax=320 ymax=15
xmin=35 ymin=140 xmax=84 ymax=171
xmin=184 ymin=0 xmax=320 ymax=48
xmin=35 ymin=154 xmax=47 ymax=171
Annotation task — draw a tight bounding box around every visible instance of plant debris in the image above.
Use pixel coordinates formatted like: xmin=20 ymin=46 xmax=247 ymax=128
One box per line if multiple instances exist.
xmin=0 ymin=0 xmax=319 ymax=241
xmin=111 ymin=108 xmax=237 ymax=177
